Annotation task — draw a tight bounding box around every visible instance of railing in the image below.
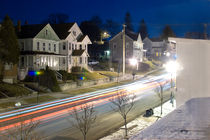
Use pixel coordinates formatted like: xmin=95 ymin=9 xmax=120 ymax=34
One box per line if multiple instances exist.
xmin=55 ymin=70 xmax=63 ymax=81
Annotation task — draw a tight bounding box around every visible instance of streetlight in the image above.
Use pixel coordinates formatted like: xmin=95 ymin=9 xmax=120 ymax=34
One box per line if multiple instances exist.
xmin=129 ymin=58 xmax=138 ymax=80
xmin=164 ymin=61 xmax=179 ymax=107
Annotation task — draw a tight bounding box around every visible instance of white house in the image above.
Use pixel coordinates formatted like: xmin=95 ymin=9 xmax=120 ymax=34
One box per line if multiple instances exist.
xmin=51 ymin=23 xmax=92 ymax=72
xmin=16 ymin=24 xmax=66 ymax=80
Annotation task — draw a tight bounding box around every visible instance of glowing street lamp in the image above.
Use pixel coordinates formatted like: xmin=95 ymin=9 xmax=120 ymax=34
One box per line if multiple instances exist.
xmin=129 ymin=58 xmax=138 ymax=80
xmin=164 ymin=61 xmax=179 ymax=107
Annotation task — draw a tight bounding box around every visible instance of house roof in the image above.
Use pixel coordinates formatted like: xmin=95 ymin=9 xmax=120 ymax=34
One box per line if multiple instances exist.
xmin=77 ymin=35 xmax=86 ymax=42
xmin=125 ymin=29 xmax=139 ymax=41
xmin=16 ymin=24 xmax=47 ymax=38
xmin=20 ymin=51 xmax=65 ymax=56
xmin=72 ymin=50 xmax=86 ymax=56
xmin=51 ymin=23 xmax=75 ymax=39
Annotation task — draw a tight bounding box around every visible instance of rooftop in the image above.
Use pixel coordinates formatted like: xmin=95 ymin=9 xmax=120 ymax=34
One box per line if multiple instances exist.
xmin=130 ymin=97 xmax=210 ymax=140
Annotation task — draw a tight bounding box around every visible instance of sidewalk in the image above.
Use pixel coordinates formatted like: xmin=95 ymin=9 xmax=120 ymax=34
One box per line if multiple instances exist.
xmin=100 ymin=100 xmax=176 ymax=140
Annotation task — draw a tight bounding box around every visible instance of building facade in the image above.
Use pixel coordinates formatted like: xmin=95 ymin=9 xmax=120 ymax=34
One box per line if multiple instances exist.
xmin=143 ymin=37 xmax=168 ymax=59
xmin=51 ymin=23 xmax=91 ymax=72
xmin=109 ymin=30 xmax=144 ymax=65
xmin=17 ymin=23 xmax=91 ymax=80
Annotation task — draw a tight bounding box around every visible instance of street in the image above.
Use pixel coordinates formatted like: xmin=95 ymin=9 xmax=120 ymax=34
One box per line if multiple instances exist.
xmin=0 ymin=73 xmax=172 ymax=140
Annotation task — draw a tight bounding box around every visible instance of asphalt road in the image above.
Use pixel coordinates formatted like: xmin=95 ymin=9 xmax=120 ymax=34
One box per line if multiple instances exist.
xmin=0 ymin=73 xmax=172 ymax=140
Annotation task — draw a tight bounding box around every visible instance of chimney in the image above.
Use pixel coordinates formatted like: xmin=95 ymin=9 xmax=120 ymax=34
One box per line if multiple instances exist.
xmin=17 ymin=20 xmax=21 ymax=32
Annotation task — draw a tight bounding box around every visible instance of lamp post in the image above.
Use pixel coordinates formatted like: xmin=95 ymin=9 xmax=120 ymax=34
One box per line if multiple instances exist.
xmin=164 ymin=61 xmax=178 ymax=107
xmin=129 ymin=58 xmax=138 ymax=80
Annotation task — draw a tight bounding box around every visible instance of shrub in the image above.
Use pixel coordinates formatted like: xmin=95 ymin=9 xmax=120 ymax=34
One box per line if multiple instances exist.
xmin=39 ymin=66 xmax=61 ymax=92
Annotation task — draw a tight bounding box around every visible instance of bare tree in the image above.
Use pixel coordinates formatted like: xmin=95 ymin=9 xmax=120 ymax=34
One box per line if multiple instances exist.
xmin=154 ymin=82 xmax=166 ymax=116
xmin=2 ymin=116 xmax=41 ymax=140
xmin=110 ymin=91 xmax=136 ymax=138
xmin=70 ymin=104 xmax=96 ymax=140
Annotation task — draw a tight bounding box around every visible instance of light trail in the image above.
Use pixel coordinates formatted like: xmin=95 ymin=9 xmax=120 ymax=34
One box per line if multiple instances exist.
xmin=0 ymin=73 xmax=171 ymax=133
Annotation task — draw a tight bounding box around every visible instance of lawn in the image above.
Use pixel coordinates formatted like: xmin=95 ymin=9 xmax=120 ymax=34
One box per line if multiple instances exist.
xmin=0 ymin=83 xmax=32 ymax=98
xmin=0 ymin=102 xmax=15 ymax=108
xmin=97 ymin=71 xmax=119 ymax=77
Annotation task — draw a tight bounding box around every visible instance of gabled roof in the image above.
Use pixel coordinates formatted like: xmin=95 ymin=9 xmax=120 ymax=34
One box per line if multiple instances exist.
xmin=16 ymin=24 xmax=47 ymax=38
xmin=77 ymin=35 xmax=86 ymax=42
xmin=51 ymin=23 xmax=75 ymax=39
xmin=110 ymin=29 xmax=139 ymax=42
xmin=20 ymin=51 xmax=65 ymax=56
xmin=72 ymin=50 xmax=86 ymax=56
xmin=125 ymin=29 xmax=139 ymax=41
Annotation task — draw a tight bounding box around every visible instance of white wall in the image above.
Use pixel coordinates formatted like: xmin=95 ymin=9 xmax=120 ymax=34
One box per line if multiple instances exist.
xmin=169 ymin=37 xmax=210 ymax=107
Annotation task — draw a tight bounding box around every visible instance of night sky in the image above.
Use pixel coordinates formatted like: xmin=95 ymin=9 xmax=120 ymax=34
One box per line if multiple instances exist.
xmin=1 ymin=0 xmax=210 ymax=37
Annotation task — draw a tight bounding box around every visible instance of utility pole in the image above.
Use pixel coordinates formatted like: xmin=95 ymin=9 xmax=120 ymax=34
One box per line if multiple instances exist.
xmin=123 ymin=24 xmax=126 ymax=75
xmin=203 ymin=23 xmax=207 ymax=39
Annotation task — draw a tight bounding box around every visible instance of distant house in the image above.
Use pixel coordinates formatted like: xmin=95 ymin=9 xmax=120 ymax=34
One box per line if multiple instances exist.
xmin=51 ymin=23 xmax=91 ymax=72
xmin=109 ymin=30 xmax=144 ymax=65
xmin=143 ymin=37 xmax=168 ymax=59
xmin=16 ymin=23 xmax=64 ymax=80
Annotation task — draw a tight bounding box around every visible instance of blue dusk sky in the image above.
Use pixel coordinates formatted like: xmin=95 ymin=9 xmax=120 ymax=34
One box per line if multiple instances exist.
xmin=1 ymin=0 xmax=210 ymax=37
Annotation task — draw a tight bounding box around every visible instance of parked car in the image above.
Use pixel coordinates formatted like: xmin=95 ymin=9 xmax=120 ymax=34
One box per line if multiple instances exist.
xmin=88 ymin=60 xmax=99 ymax=65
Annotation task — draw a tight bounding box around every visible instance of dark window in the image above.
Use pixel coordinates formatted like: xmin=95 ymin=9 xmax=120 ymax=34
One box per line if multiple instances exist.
xmin=73 ymin=31 xmax=76 ymax=36
xmin=63 ymin=43 xmax=66 ymax=50
xmin=37 ymin=42 xmax=40 ymax=50
xmin=21 ymin=42 xmax=24 ymax=51
xmin=113 ymin=44 xmax=117 ymax=49
xmin=54 ymin=44 xmax=56 ymax=52
xmin=72 ymin=44 xmax=74 ymax=50
xmin=80 ymin=44 xmax=82 ymax=50
xmin=49 ymin=43 xmax=51 ymax=51
xmin=21 ymin=57 xmax=24 ymax=67
xmin=69 ymin=43 xmax=71 ymax=50
xmin=46 ymin=30 xmax=48 ymax=35
xmin=63 ymin=58 xmax=65 ymax=64
xmin=75 ymin=44 xmax=77 ymax=49
xmin=80 ymin=57 xmax=82 ymax=64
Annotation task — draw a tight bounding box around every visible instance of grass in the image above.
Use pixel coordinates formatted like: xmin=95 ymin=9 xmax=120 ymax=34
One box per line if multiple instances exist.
xmin=63 ymin=80 xmax=132 ymax=96
xmin=0 ymin=83 xmax=32 ymax=98
xmin=24 ymin=95 xmax=56 ymax=104
xmin=0 ymin=102 xmax=15 ymax=108
xmin=83 ymin=72 xmax=107 ymax=80
xmin=97 ymin=71 xmax=119 ymax=77
xmin=63 ymin=88 xmax=97 ymax=96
